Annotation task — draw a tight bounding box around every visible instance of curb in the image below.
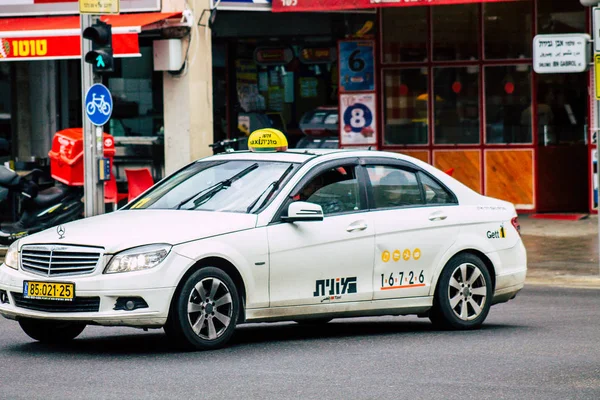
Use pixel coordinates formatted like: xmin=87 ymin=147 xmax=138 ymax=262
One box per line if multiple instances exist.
xmin=525 ymin=275 xmax=600 ymax=290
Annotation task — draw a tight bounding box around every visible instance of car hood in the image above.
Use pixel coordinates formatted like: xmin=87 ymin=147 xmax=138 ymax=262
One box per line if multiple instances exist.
xmin=17 ymin=210 xmax=258 ymax=254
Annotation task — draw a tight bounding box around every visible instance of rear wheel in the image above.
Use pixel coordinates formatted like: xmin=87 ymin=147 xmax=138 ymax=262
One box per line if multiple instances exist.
xmin=19 ymin=319 xmax=86 ymax=343
xmin=429 ymin=254 xmax=492 ymax=330
xmin=165 ymin=267 xmax=240 ymax=351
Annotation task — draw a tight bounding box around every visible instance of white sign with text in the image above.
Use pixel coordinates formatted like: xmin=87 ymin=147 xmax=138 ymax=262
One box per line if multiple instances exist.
xmin=533 ymin=34 xmax=590 ymax=74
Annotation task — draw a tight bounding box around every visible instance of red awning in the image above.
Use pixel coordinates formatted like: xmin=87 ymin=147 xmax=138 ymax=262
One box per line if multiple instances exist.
xmin=0 ymin=12 xmax=182 ymax=61
xmin=273 ymin=0 xmax=522 ymax=13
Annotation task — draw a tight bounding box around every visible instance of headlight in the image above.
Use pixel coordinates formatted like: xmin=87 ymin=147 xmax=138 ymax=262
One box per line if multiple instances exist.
xmin=4 ymin=241 xmax=19 ymax=270
xmin=105 ymin=244 xmax=171 ymax=274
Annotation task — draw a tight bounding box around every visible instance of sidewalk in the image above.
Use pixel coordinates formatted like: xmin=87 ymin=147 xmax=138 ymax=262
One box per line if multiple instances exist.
xmin=520 ymin=214 xmax=600 ymax=289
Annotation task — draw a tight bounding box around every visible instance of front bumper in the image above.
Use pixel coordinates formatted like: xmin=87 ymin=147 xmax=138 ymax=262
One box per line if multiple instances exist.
xmin=0 ymin=287 xmax=172 ymax=327
xmin=0 ymin=251 xmax=193 ymax=328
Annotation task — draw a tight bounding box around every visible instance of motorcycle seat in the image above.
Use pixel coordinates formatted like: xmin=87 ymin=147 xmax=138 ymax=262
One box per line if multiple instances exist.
xmin=34 ymin=186 xmax=71 ymax=208
xmin=0 ymin=166 xmax=20 ymax=188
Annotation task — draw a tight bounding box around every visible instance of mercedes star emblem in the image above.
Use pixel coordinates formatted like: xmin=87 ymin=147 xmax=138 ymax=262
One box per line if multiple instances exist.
xmin=57 ymin=225 xmax=66 ymax=239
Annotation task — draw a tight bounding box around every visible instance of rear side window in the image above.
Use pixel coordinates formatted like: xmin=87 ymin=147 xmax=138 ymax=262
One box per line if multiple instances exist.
xmin=418 ymin=171 xmax=456 ymax=204
xmin=366 ymin=166 xmax=424 ymax=208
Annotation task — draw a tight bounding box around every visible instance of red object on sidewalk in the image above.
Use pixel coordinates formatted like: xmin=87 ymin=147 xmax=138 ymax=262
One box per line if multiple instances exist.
xmin=104 ymin=175 xmax=128 ymax=209
xmin=125 ymin=168 xmax=154 ymax=202
xmin=445 ymin=168 xmax=454 ymax=176
xmin=48 ymin=128 xmax=115 ymax=186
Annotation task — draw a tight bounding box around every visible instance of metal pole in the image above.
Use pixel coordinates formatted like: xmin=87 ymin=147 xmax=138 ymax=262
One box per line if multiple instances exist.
xmin=94 ymin=125 xmax=105 ymax=212
xmin=80 ymin=14 xmax=104 ymax=217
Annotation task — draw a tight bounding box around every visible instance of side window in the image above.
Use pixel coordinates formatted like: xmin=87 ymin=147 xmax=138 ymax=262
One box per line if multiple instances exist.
xmin=418 ymin=171 xmax=456 ymax=205
xmin=366 ymin=166 xmax=423 ymax=208
xmin=296 ymin=165 xmax=361 ymax=215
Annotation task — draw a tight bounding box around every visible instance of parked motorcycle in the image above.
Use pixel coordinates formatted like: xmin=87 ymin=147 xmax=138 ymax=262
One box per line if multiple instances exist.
xmin=209 ymin=137 xmax=248 ymax=154
xmin=0 ymin=166 xmax=84 ymax=245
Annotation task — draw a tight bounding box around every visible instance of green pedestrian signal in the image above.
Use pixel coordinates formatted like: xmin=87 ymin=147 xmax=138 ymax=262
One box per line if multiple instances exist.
xmin=83 ymin=20 xmax=114 ymax=74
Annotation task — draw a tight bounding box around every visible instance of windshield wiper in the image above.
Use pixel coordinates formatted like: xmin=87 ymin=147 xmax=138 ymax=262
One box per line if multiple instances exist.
xmin=246 ymin=164 xmax=295 ymax=213
xmin=176 ymin=163 xmax=259 ymax=210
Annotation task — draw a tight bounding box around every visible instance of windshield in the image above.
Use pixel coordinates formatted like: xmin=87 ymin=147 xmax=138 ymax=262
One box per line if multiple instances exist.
xmin=125 ymin=160 xmax=297 ymax=213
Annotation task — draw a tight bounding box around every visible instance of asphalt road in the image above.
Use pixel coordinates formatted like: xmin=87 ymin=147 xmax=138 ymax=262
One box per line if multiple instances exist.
xmin=0 ymin=285 xmax=599 ymax=400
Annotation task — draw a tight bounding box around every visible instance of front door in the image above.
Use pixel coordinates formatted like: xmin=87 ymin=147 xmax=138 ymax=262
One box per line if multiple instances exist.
xmin=362 ymin=162 xmax=461 ymax=299
xmin=267 ymin=162 xmax=374 ymax=307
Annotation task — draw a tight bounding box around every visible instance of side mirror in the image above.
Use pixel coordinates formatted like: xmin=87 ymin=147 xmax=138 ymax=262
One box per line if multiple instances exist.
xmin=282 ymin=201 xmax=324 ymax=222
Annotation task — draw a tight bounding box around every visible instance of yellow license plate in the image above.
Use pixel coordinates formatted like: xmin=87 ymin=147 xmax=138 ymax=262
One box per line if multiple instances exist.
xmin=23 ymin=281 xmax=75 ymax=301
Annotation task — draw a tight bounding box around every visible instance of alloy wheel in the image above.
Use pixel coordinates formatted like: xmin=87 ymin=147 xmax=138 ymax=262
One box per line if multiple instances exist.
xmin=447 ymin=263 xmax=488 ymax=321
xmin=187 ymin=277 xmax=233 ymax=341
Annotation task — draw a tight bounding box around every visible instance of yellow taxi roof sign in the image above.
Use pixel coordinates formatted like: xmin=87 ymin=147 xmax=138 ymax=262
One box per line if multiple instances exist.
xmin=248 ymin=128 xmax=288 ymax=152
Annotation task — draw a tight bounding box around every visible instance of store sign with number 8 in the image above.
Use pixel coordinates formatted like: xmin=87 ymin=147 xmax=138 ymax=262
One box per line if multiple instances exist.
xmin=343 ymin=103 xmax=373 ymax=134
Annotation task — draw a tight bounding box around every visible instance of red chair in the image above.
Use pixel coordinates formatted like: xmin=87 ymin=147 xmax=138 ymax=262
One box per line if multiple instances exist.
xmin=125 ymin=168 xmax=154 ymax=202
xmin=104 ymin=175 xmax=128 ymax=210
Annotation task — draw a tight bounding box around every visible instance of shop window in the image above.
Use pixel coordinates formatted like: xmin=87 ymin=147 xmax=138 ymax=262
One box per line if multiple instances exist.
xmin=433 ymin=67 xmax=480 ymax=145
xmin=538 ymin=0 xmax=585 ymax=35
xmin=485 ymin=66 xmax=532 ymax=144
xmin=535 ymin=73 xmax=587 ymax=146
xmin=107 ymin=45 xmax=164 ymax=138
xmin=382 ymin=7 xmax=428 ymax=63
xmin=0 ymin=63 xmax=12 ymax=158
xmin=484 ymin=0 xmax=533 ymax=59
xmin=383 ymin=69 xmax=428 ymax=145
xmin=432 ymin=4 xmax=479 ymax=61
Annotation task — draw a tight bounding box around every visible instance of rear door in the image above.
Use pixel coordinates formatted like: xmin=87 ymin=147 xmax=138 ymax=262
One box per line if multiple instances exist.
xmin=361 ymin=159 xmax=462 ymax=299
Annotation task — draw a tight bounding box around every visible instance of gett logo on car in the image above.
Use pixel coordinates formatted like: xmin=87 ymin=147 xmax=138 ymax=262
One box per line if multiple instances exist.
xmin=487 ymin=225 xmax=506 ymax=239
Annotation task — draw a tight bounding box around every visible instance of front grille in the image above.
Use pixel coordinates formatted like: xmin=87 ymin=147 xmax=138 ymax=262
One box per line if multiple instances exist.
xmin=21 ymin=245 xmax=101 ymax=277
xmin=11 ymin=292 xmax=100 ymax=313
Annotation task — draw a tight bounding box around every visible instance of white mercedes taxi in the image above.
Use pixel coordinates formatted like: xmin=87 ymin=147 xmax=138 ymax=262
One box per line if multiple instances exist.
xmin=0 ymin=129 xmax=526 ymax=350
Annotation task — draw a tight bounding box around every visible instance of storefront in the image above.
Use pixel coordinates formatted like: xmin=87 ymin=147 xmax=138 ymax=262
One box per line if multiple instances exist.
xmin=266 ymin=0 xmax=594 ymax=213
xmin=0 ymin=0 xmax=183 ymax=184
xmin=210 ymin=2 xmax=375 ymax=148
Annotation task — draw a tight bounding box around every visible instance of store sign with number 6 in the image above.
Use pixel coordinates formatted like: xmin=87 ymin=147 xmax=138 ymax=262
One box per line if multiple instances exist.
xmin=340 ymin=93 xmax=377 ymax=145
xmin=339 ymin=40 xmax=375 ymax=92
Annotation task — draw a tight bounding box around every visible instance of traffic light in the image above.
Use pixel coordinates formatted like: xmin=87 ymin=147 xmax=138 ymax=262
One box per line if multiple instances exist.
xmin=83 ymin=20 xmax=114 ymax=74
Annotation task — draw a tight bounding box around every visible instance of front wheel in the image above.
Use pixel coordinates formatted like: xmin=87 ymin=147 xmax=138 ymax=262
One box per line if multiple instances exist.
xmin=429 ymin=254 xmax=492 ymax=330
xmin=19 ymin=319 xmax=86 ymax=343
xmin=165 ymin=267 xmax=240 ymax=351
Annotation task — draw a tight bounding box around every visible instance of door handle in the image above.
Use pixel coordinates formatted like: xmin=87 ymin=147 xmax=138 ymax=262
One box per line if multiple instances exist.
xmin=428 ymin=213 xmax=447 ymax=221
xmin=346 ymin=221 xmax=368 ymax=232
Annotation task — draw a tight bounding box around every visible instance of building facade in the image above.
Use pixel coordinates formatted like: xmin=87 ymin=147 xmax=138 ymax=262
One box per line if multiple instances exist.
xmin=0 ymin=0 xmax=596 ymax=214
xmin=215 ymin=0 xmax=595 ymax=213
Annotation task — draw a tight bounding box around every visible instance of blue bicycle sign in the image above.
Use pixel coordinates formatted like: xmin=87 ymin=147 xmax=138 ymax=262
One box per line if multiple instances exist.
xmin=85 ymin=84 xmax=113 ymax=126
